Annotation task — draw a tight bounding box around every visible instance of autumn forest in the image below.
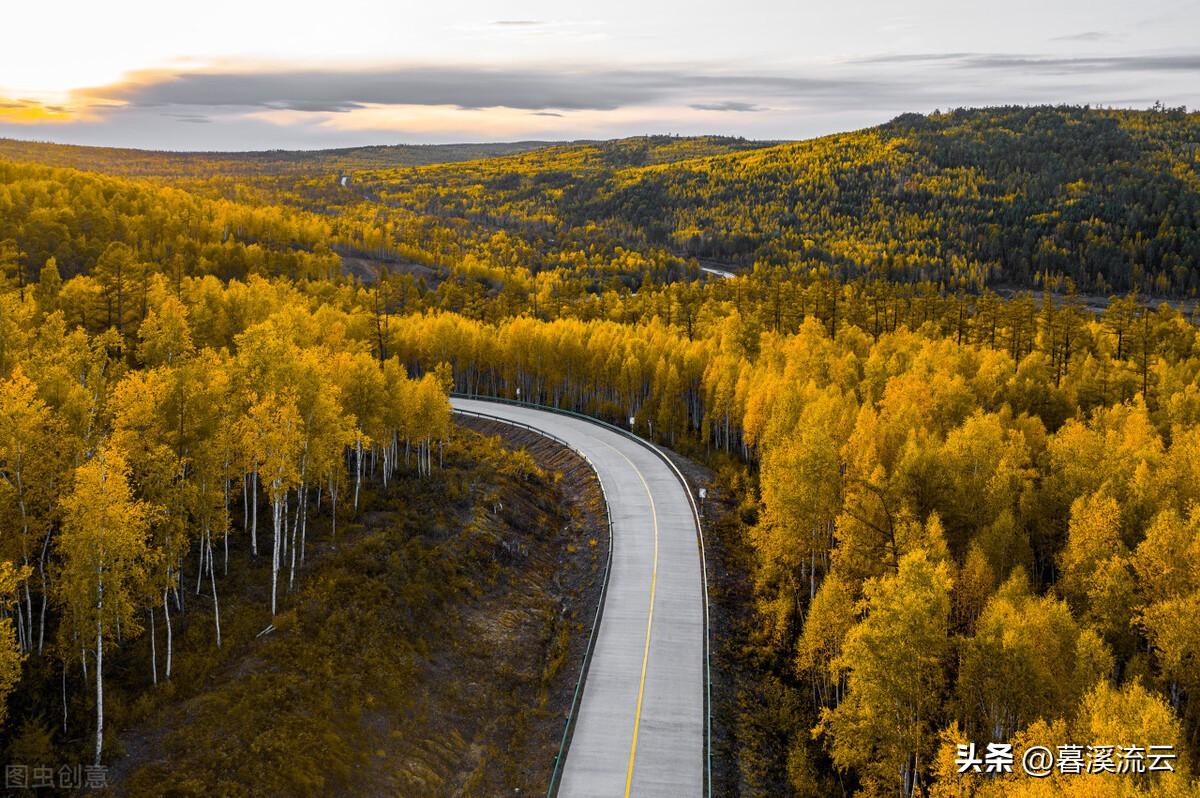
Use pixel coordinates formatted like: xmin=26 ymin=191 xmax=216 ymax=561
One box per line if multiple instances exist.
xmin=1 ymin=105 xmax=1200 ymax=796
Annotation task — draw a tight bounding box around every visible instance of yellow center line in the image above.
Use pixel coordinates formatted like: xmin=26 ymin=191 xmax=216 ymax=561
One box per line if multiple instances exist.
xmin=483 ymin=408 xmax=661 ymax=794
xmin=594 ymin=438 xmax=660 ymax=798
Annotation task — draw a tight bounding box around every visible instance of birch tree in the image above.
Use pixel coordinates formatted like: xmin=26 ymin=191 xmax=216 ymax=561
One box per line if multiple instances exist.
xmin=289 ymin=349 xmax=353 ymax=586
xmin=57 ymin=445 xmax=155 ymax=765
xmin=244 ymin=392 xmax=302 ymax=616
xmin=331 ymin=351 xmax=383 ymax=510
xmin=0 ymin=560 xmax=28 ymax=726
xmin=0 ymin=367 xmax=61 ymax=654
xmin=181 ymin=352 xmax=233 ymax=646
xmin=816 ymin=549 xmax=953 ymax=797
xmin=109 ymin=368 xmax=184 ymax=679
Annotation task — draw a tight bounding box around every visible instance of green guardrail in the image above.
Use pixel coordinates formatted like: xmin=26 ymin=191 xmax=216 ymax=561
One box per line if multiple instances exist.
xmin=451 ymin=393 xmax=714 ymax=798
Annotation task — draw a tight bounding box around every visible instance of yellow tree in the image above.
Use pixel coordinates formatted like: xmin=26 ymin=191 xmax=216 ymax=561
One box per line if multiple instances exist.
xmin=1072 ymin=681 xmax=1193 ymax=792
xmin=817 ymin=549 xmax=954 ymax=796
xmin=0 ymin=239 xmax=25 ymax=299
xmin=956 ymin=569 xmax=1112 ymax=743
xmin=754 ymin=384 xmax=849 ymax=644
xmin=0 ymin=368 xmax=42 ymax=654
xmin=233 ymin=320 xmax=295 ymax=558
xmin=0 ymin=560 xmax=28 ymax=727
xmin=0 ymin=366 xmax=63 ymax=655
xmin=136 ymin=295 xmax=195 ymax=368
xmin=331 ymin=351 xmax=383 ymax=510
xmin=244 ymin=391 xmax=302 ymax=616
xmin=57 ymin=445 xmax=156 ymax=765
xmin=178 ymin=352 xmax=234 ymax=647
xmin=409 ymin=372 xmax=451 ymax=477
xmin=288 ymin=348 xmax=354 ymax=586
xmin=1059 ymin=490 xmax=1139 ymax=655
xmin=1135 ymin=509 xmax=1200 ymax=715
xmin=93 ymin=242 xmax=141 ymax=335
xmin=796 ymin=572 xmax=856 ymax=709
xmin=934 ymin=411 xmax=1032 ymax=552
xmin=33 ymin=258 xmax=61 ymax=317
xmin=952 ymin=683 xmax=1200 ymax=797
xmin=109 ymin=368 xmax=183 ymax=679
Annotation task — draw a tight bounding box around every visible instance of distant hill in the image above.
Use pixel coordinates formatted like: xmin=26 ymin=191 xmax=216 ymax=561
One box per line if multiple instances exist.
xmin=341 ymin=106 xmax=1200 ymax=296
xmin=0 ymin=138 xmax=571 ymax=176
xmin=4 ymin=109 xmax=1198 ymax=296
xmin=0 ymin=134 xmax=776 ymax=176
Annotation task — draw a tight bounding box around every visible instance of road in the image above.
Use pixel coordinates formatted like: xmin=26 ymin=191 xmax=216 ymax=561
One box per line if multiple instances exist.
xmin=451 ymin=397 xmax=707 ymax=797
xmin=700 ymin=265 xmax=735 ymax=279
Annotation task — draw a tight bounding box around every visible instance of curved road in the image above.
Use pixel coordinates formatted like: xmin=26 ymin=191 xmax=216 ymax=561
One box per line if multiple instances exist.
xmin=451 ymin=398 xmax=706 ymax=797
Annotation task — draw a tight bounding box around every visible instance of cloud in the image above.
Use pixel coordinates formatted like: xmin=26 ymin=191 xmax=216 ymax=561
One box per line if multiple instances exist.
xmin=5 ymin=48 xmax=1197 ymax=150
xmin=164 ymin=112 xmax=212 ymax=123
xmin=0 ymin=97 xmax=80 ymax=123
xmin=689 ymin=101 xmax=765 ymax=112
xmin=493 ymin=20 xmax=543 ymax=26
xmin=77 ymin=65 xmax=871 ymax=115
xmin=962 ymin=54 xmax=1200 ymax=72
xmin=850 ymin=52 xmax=1200 ymax=74
xmin=27 ymin=54 xmax=1188 ymax=147
xmin=851 ymin=52 xmax=977 ymax=65
xmin=1051 ymin=31 xmax=1111 ymax=42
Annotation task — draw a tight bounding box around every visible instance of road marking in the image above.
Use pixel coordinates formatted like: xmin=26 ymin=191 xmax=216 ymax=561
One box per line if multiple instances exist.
xmin=592 ymin=439 xmax=660 ymax=798
xmin=458 ymin=404 xmax=667 ymax=794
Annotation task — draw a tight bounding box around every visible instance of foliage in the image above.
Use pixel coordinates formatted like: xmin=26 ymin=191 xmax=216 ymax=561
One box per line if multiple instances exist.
xmin=2 ymin=108 xmax=1200 ymax=793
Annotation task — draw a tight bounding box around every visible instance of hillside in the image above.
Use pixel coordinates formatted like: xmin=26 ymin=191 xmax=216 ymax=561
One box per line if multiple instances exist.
xmin=110 ymin=427 xmax=607 ymax=797
xmin=0 ymin=159 xmax=342 ymax=285
xmin=0 ymin=138 xmax=568 ymax=177
xmin=9 ymin=110 xmax=1195 ymax=297
xmin=332 ymin=106 xmax=1200 ymax=296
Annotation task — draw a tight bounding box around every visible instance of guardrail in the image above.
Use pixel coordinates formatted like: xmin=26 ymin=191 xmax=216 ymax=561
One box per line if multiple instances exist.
xmin=451 ymin=406 xmax=615 ymax=798
xmin=451 ymin=393 xmax=714 ymax=798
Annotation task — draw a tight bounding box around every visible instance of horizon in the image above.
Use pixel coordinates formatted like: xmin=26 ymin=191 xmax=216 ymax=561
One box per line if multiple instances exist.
xmin=2 ymin=0 xmax=1199 ymax=150
xmin=1 ymin=103 xmax=1191 ymax=156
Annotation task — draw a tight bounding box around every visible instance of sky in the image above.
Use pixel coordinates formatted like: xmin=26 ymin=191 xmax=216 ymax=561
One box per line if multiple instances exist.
xmin=1 ymin=0 xmax=1198 ymax=151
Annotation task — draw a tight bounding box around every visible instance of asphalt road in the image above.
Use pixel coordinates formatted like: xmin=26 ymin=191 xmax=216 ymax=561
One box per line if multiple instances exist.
xmin=451 ymin=398 xmax=706 ymax=797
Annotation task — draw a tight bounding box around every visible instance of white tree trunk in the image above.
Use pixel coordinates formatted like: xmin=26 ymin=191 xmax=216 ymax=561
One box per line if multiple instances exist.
xmin=208 ymin=534 xmax=221 ymax=647
xmin=38 ymin=528 xmax=51 ymax=654
xmin=148 ymin=607 xmax=157 ymax=685
xmin=196 ymin=530 xmax=207 ymax=594
xmin=224 ymin=472 xmax=231 ymax=576
xmin=280 ymin=492 xmax=289 ymax=563
xmin=14 ymin=602 xmax=25 ymax=652
xmin=251 ymin=468 xmax=259 ymax=556
xmin=271 ymin=487 xmax=281 ymax=616
xmin=354 ymin=440 xmax=363 ymax=511
xmin=95 ymin=583 xmax=104 ymax=766
xmin=163 ymin=585 xmax=173 ymax=680
xmin=330 ymin=479 xmax=338 ymax=538
xmin=300 ymin=483 xmax=309 ymax=564
xmin=288 ymin=489 xmax=298 ymax=591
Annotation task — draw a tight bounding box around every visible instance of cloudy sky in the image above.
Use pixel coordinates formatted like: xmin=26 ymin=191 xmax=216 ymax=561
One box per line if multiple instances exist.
xmin=2 ymin=0 xmax=1198 ymax=150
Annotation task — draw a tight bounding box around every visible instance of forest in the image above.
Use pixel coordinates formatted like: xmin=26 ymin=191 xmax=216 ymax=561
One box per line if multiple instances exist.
xmin=1 ymin=105 xmax=1199 ymax=796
